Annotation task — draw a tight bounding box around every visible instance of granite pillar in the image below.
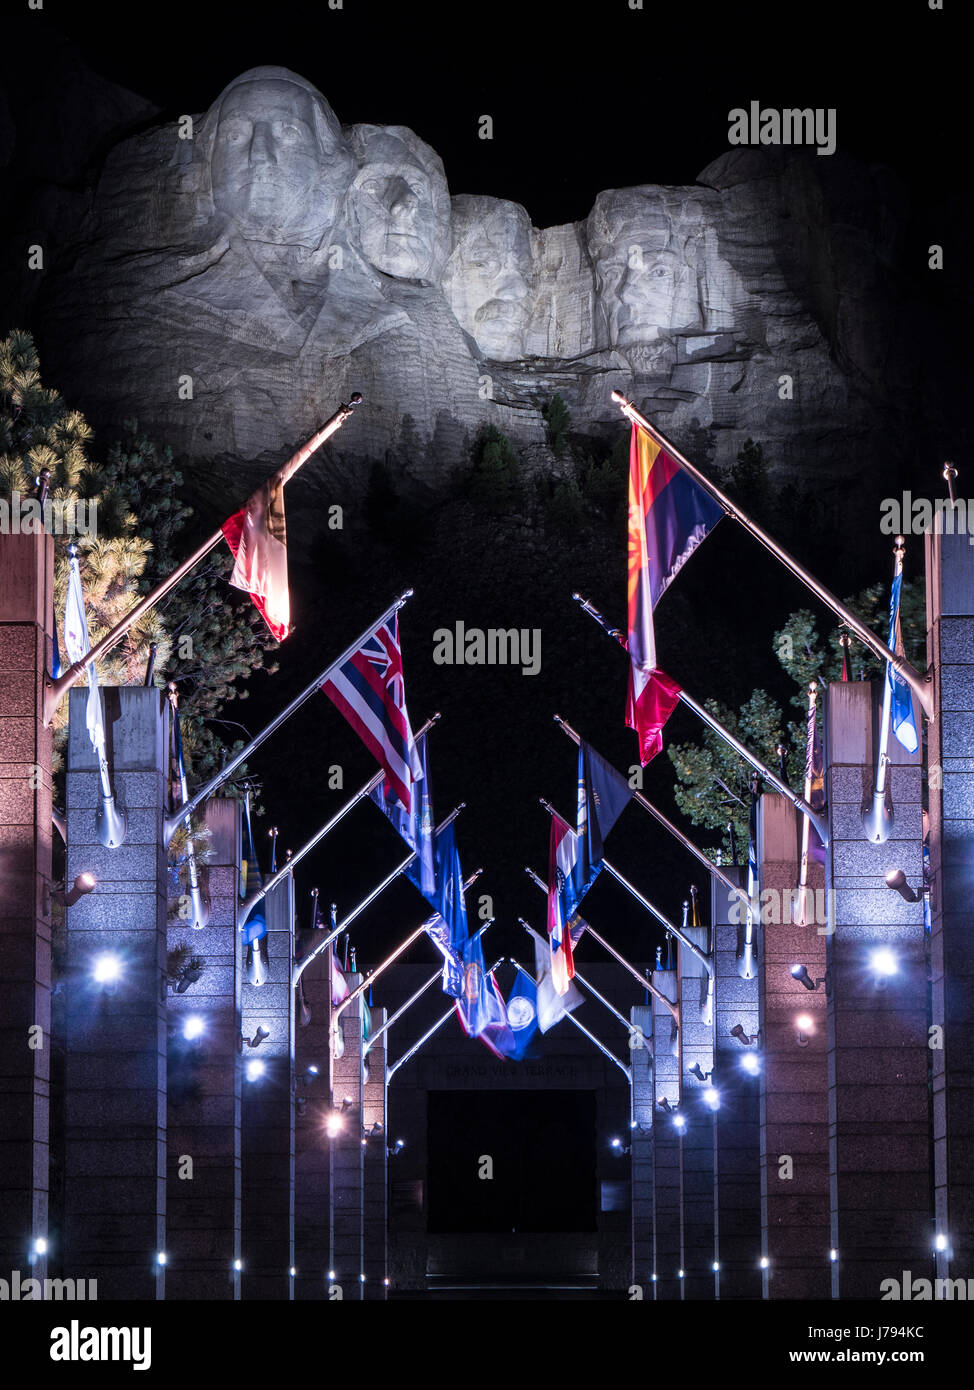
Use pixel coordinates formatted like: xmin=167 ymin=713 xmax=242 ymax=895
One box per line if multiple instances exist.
xmin=678 ymin=913 xmax=715 ymax=1299
xmin=630 ymin=1003 xmax=654 ymax=1296
xmin=650 ymin=969 xmax=682 ymax=1299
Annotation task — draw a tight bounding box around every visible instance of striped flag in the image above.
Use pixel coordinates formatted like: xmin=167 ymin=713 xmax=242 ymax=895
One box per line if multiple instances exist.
xmin=221 ymin=471 xmax=291 ymax=643
xmin=322 ymin=616 xmax=423 ymax=812
xmin=63 ymin=551 xmax=107 ymax=756
xmin=627 ymin=422 xmax=722 ymax=762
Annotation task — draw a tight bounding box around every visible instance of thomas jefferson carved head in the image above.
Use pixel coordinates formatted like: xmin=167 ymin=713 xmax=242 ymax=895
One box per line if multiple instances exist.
xmin=200 ymin=67 xmax=354 ymax=248
xmin=347 ymin=125 xmax=451 ymax=283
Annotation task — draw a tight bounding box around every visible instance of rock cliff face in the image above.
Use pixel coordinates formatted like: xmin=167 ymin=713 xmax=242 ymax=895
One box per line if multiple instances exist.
xmin=6 ymin=62 xmax=945 ymax=496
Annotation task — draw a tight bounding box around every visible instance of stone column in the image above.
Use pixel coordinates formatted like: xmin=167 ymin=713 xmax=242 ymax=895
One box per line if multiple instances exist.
xmin=630 ymin=1002 xmax=654 ymax=1297
xmin=293 ymin=926 xmax=335 ymax=1300
xmin=331 ymin=981 xmax=366 ymax=1300
xmin=713 ymin=863 xmax=761 ymax=1299
xmin=63 ymin=686 xmax=168 ymax=1299
xmin=679 ymin=911 xmax=715 ymax=1299
xmin=166 ymin=797 xmax=241 ymax=1299
xmin=0 ymin=530 xmax=53 ymax=1277
xmin=926 ymin=526 xmax=974 ymax=1281
xmin=826 ymin=680 xmax=927 ymax=1297
xmin=362 ymin=1006 xmax=388 ymax=1300
xmin=240 ymin=874 xmax=294 ymax=1300
xmin=758 ymin=793 xmax=830 ymax=1298
xmin=651 ymin=968 xmax=682 ymax=1299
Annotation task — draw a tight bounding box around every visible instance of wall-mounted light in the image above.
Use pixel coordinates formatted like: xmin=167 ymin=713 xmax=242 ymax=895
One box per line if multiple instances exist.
xmin=233 ymin=1258 xmax=243 ymax=1272
xmin=156 ymin=1251 xmax=167 ymax=1267
xmin=830 ymin=1249 xmax=838 ymax=1263
xmin=869 ymin=947 xmax=898 ymax=987
xmin=92 ymin=953 xmax=123 ymax=987
xmin=388 ymin=1137 xmax=405 ymax=1157
xmin=289 ymin=1267 xmax=297 ymax=1278
xmin=730 ymin=1023 xmax=755 ymax=1046
xmin=243 ymin=1026 xmax=270 ymax=1049
xmin=64 ymin=872 xmax=97 ymax=907
xmin=325 ymin=1112 xmax=344 ymax=1138
xmin=795 ymin=1013 xmax=814 ymax=1047
xmin=689 ymin=1063 xmax=712 ymax=1083
xmin=182 ymin=1015 xmax=205 ymax=1042
xmin=885 ymin=869 xmax=919 ymax=903
xmin=673 ymin=1113 xmax=687 ymax=1132
xmin=712 ymin=1261 xmax=720 ymax=1273
xmin=703 ymin=1086 xmax=720 ymax=1112
xmin=741 ymin=1052 xmax=760 ymax=1076
xmin=759 ymin=1256 xmax=770 ymax=1270
xmin=656 ymin=1096 xmax=675 ymax=1113
xmin=934 ymin=1233 xmax=949 ymax=1253
xmin=791 ymin=963 xmax=825 ymax=992
xmin=245 ymin=1059 xmax=266 ymax=1082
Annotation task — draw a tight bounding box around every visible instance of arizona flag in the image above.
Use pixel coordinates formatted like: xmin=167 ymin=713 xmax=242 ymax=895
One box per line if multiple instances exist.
xmin=627 ymin=422 xmax=722 ymax=762
xmin=221 ymin=467 xmax=293 ymax=643
xmin=322 ymin=616 xmax=423 ymax=813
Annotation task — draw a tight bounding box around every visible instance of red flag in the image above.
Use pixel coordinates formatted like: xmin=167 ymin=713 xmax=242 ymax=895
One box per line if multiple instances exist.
xmin=221 ymin=473 xmax=290 ymax=642
xmin=626 ymin=665 xmax=682 ymax=765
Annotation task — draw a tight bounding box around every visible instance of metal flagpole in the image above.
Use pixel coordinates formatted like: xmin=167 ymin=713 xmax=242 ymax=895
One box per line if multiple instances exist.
xmin=796 ymin=682 xmax=819 ymax=925
xmin=162 ymin=590 xmax=413 ymax=843
xmin=239 ymin=712 xmax=441 ymax=927
xmin=292 ymin=805 xmax=465 ymax=988
xmin=166 ymin=684 xmax=207 ymax=927
xmin=610 ymin=391 xmax=933 ymax=718
xmin=862 ymin=536 xmax=906 ymax=844
xmin=553 ymin=715 xmax=739 ymax=897
xmin=386 ymin=957 xmax=506 ymax=1081
xmin=572 ymin=592 xmax=830 ymax=847
xmin=538 ymin=797 xmax=712 ymax=977
xmin=524 ymin=866 xmax=679 ymax=1021
xmin=43 ymin=394 xmax=364 ymax=725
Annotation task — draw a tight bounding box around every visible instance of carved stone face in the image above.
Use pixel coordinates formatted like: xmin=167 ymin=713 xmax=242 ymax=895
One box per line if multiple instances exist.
xmin=444 ymin=197 xmax=534 ymax=359
xmin=348 ymin=125 xmax=450 ymax=283
xmin=209 ymin=75 xmax=353 ymax=246
xmin=588 ymin=191 xmax=701 ymax=350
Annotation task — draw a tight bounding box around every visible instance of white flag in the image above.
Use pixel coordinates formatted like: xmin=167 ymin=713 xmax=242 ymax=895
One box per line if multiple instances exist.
xmin=526 ymin=924 xmax=584 ymax=1033
xmin=63 ymin=554 xmax=106 ymax=754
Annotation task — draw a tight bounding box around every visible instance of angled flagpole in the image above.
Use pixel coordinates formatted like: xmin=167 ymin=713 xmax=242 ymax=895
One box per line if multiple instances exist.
xmin=162 ymin=590 xmax=412 ymax=843
xmin=387 ymin=957 xmax=505 ymax=1081
xmin=509 ymin=954 xmax=632 ymax=1087
xmin=553 ymin=714 xmax=738 ymax=897
xmin=43 ymin=394 xmax=363 ymax=725
xmin=863 ymin=535 xmax=907 ymax=844
xmin=539 ymin=797 xmax=712 ymax=978
xmin=573 ymin=592 xmax=829 ymax=846
xmin=292 ymin=804 xmax=465 ymax=987
xmin=524 ymin=866 xmax=678 ymax=1021
xmin=611 ymin=392 xmax=933 ymax=718
xmin=239 ymin=711 xmax=441 ymax=926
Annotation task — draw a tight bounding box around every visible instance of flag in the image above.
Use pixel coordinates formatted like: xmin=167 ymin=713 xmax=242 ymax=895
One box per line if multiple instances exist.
xmin=240 ymin=795 xmax=267 ymax=947
xmin=221 ymin=468 xmax=291 ymax=642
xmin=425 ymin=914 xmax=464 ymax=998
xmin=888 ymin=572 xmax=919 ymax=754
xmin=456 ymin=932 xmax=508 ymax=1045
xmin=626 ymin=422 xmax=720 ymax=763
xmin=806 ymin=696 xmax=826 ymax=866
xmin=330 ymin=942 xmax=350 ymax=1007
xmin=63 ymin=551 xmax=106 ymax=755
xmin=478 ymin=975 xmax=516 ymax=1059
xmin=576 ymin=740 xmax=632 ymax=899
xmin=51 ymin=599 xmax=61 ymax=679
xmin=370 ymin=732 xmax=435 ymax=895
xmin=745 ymin=782 xmax=759 ymax=935
xmin=547 ymin=813 xmax=581 ymax=995
xmin=322 ymin=616 xmax=423 ymax=813
xmin=527 ymin=923 xmax=585 ymax=1032
xmin=406 ymin=820 xmax=468 ymax=955
xmin=502 ymin=967 xmax=541 ymax=1060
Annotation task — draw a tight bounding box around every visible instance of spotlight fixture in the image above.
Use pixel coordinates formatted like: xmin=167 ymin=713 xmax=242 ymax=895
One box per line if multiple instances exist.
xmin=33 ymin=1237 xmax=48 ymax=1256
xmin=244 ymin=1026 xmax=270 ymax=1049
xmin=156 ymin=1252 xmax=167 ymax=1267
xmin=934 ymin=1233 xmax=948 ymax=1253
xmin=689 ymin=1063 xmax=712 ymax=1082
xmin=370 ymin=1121 xmax=384 ymax=1137
xmin=885 ymin=869 xmax=919 ymax=903
xmin=64 ymin=871 xmax=97 ymax=907
xmin=289 ymin=1267 xmax=297 ymax=1278
xmin=790 ymin=963 xmax=825 ymax=992
xmin=233 ymin=1258 xmax=243 ymax=1272
xmin=869 ymin=947 xmax=898 ymax=986
xmin=673 ymin=1113 xmax=687 ymax=1132
xmin=325 ymin=1112 xmax=344 ymax=1138
xmin=388 ymin=1137 xmax=405 ymax=1156
xmin=741 ymin=1052 xmax=760 ymax=1076
xmin=340 ymin=1096 xmax=354 ymax=1112
xmin=830 ymin=1249 xmax=838 ymax=1263
xmin=245 ymin=1059 xmax=265 ymax=1082
xmin=677 ymin=1269 xmax=684 ymax=1280
xmin=657 ymin=1096 xmax=675 ymax=1113
xmin=92 ymin=952 xmax=123 ymax=986
xmin=730 ymin=1024 xmax=754 ymax=1046
xmin=760 ymin=1256 xmax=770 ymax=1270
xmin=328 ymin=1270 xmax=336 ymax=1282
xmin=712 ymin=1261 xmax=720 ymax=1273
xmin=703 ymin=1086 xmax=720 ymax=1111
xmin=182 ymin=1015 xmax=205 ymax=1042
xmin=795 ymin=1013 xmax=814 ymax=1047
xmin=307 ymin=1064 xmax=319 ymax=1076
xmin=295 ymin=1096 xmax=307 ymax=1116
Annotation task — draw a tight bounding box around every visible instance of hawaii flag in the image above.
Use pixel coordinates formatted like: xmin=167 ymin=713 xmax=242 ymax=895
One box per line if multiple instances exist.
xmin=627 ymin=422 xmax=722 ymax=762
xmin=322 ymin=616 xmax=423 ymax=813
xmin=222 ymin=469 xmax=292 ymax=642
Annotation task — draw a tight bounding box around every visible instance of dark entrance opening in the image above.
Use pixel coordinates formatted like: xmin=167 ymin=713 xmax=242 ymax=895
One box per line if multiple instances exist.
xmin=427 ymin=1089 xmax=597 ymax=1233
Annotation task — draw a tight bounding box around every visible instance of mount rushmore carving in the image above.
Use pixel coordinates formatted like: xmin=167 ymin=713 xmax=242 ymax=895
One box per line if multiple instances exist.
xmin=33 ymin=65 xmax=918 ymax=493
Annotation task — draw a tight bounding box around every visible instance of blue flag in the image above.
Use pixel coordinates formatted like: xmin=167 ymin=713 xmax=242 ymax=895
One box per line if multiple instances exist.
xmin=502 ymin=967 xmax=540 ymax=1060
xmin=888 ymin=572 xmax=919 ymax=755
xmin=407 ymin=819 xmax=468 ymax=953
xmin=575 ymin=740 xmax=633 ymax=901
xmin=370 ymin=732 xmax=436 ymax=894
xmin=456 ymin=931 xmax=506 ymax=1041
